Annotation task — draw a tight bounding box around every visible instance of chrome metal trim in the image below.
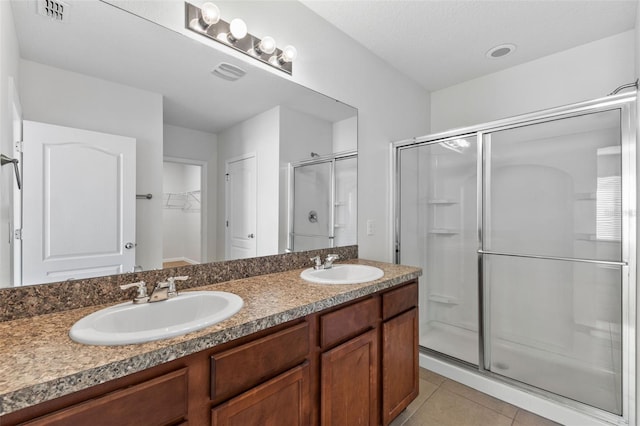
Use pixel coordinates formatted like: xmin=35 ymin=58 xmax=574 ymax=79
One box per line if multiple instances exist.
xmin=289 ymin=150 xmax=356 ymax=168
xmin=392 ymin=142 xmax=401 ymax=263
xmin=421 ymin=348 xmax=627 ymax=425
xmin=619 ymin=99 xmax=637 ymax=424
xmin=478 ymin=250 xmax=628 ymax=266
xmin=477 ymin=133 xmax=486 ymax=371
xmin=329 ymin=160 xmax=336 ymax=248
xmin=391 ymin=92 xmax=636 ymax=149
xmin=608 ymin=78 xmax=638 ymax=96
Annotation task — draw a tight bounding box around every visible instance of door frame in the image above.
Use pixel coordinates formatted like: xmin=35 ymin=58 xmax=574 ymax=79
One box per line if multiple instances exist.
xmin=8 ymin=77 xmax=22 ymax=286
xmin=163 ymin=156 xmax=208 ymax=264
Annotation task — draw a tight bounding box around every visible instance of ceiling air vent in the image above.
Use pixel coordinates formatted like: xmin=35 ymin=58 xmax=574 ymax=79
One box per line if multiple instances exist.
xmin=37 ymin=0 xmax=69 ymax=22
xmin=211 ymin=63 xmax=247 ymax=82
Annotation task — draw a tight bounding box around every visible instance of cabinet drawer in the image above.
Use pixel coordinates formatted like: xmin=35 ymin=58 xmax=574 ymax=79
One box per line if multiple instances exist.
xmin=25 ymin=368 xmax=188 ymax=426
xmin=211 ymin=322 xmax=309 ymax=402
xmin=320 ymin=297 xmax=379 ymax=349
xmin=382 ymin=281 xmax=418 ymax=321
xmin=211 ymin=363 xmax=309 ymax=425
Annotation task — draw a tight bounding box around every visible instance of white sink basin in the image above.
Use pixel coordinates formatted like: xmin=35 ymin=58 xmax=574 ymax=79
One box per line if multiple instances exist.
xmin=69 ymin=291 xmax=244 ymax=345
xmin=300 ymin=264 xmax=384 ymax=284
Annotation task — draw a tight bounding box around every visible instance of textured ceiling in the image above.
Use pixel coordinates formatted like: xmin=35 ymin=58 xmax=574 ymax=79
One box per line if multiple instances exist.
xmin=301 ymin=0 xmax=638 ymax=91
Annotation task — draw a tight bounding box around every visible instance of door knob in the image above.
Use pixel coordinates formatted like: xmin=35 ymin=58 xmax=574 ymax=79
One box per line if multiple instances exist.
xmin=248 ymin=233 xmax=255 ymax=239
xmin=125 ymin=242 xmax=137 ymax=249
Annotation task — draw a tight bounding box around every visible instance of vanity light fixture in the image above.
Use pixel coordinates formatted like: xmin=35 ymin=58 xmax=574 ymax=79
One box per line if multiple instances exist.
xmin=186 ymin=2 xmax=296 ymax=75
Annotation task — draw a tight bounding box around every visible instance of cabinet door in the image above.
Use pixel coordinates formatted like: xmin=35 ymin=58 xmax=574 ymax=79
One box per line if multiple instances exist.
xmin=211 ymin=364 xmax=309 ymax=426
xmin=382 ymin=308 xmax=418 ymax=425
xmin=321 ymin=329 xmax=378 ymax=426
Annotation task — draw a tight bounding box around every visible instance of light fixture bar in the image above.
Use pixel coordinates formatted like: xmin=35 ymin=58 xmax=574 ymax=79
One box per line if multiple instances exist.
xmin=185 ymin=2 xmax=293 ymax=75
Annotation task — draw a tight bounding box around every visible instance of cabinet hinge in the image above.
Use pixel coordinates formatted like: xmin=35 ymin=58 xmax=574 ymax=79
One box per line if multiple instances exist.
xmin=14 ymin=229 xmax=22 ymax=240
xmin=15 ymin=141 xmax=23 ymax=153
xmin=225 ymin=173 xmax=230 ymax=182
xmin=226 ymin=220 xmax=229 ymax=227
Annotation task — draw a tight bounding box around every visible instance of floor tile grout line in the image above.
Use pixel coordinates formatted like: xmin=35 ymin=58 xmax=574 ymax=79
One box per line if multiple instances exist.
xmin=437 ymin=379 xmax=518 ymax=421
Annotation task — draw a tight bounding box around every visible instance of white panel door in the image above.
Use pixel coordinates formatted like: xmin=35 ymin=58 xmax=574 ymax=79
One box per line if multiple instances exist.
xmin=225 ymin=155 xmax=257 ymax=260
xmin=22 ymin=121 xmax=136 ymax=285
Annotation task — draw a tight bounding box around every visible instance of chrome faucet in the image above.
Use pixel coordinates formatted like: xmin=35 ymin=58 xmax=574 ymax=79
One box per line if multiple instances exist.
xmin=324 ymin=254 xmax=340 ymax=269
xmin=149 ymin=276 xmax=189 ymax=302
xmin=120 ymin=281 xmax=149 ymax=304
xmin=309 ymin=254 xmax=340 ymax=270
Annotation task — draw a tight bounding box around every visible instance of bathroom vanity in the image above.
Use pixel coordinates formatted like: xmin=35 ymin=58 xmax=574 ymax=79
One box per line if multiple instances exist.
xmin=0 ymin=261 xmax=420 ymax=425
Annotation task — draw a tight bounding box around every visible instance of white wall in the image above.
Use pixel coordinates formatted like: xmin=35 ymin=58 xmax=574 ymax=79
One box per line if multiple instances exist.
xmin=19 ymin=60 xmax=164 ymax=271
xmin=333 ymin=116 xmax=358 ymax=153
xmin=0 ymin=1 xmax=20 ymax=287
xmin=217 ymin=107 xmax=280 ymax=258
xmin=164 ymin=124 xmax=217 ymax=262
xmin=106 ymin=0 xmax=432 ymax=263
xmin=431 ymin=31 xmax=635 ymax=132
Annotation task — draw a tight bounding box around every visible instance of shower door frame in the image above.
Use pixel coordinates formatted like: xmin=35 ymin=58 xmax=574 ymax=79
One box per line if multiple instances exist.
xmin=288 ymin=150 xmax=357 ymax=252
xmin=392 ymin=92 xmax=637 ymax=425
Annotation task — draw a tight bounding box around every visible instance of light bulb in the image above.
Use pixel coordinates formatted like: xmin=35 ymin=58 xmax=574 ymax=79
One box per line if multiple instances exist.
xmin=200 ymin=2 xmax=220 ymax=26
xmin=229 ymin=18 xmax=247 ymax=41
xmin=257 ymin=36 xmax=276 ymax=55
xmin=280 ymin=45 xmax=297 ymax=63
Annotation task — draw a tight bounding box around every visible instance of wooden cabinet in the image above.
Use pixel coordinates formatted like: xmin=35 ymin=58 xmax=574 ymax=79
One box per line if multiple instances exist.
xmin=211 ymin=364 xmax=310 ymax=426
xmin=320 ymin=329 xmax=378 ymax=426
xmin=210 ymin=322 xmax=309 ymax=403
xmin=381 ymin=282 xmax=419 ymax=426
xmin=382 ymin=308 xmax=418 ymax=425
xmin=24 ymin=369 xmax=188 ymax=426
xmin=3 ymin=279 xmax=419 ymax=426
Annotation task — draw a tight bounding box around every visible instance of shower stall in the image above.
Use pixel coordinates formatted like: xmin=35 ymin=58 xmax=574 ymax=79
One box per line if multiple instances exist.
xmin=393 ymin=93 xmax=636 ymax=423
xmin=289 ymin=152 xmax=357 ymax=252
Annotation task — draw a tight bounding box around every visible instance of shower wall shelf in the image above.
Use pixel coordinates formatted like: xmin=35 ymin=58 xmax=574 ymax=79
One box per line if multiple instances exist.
xmin=428 ymin=294 xmax=460 ymax=305
xmin=428 ymin=199 xmax=459 ymax=205
xmin=575 ymin=233 xmax=621 ymax=243
xmin=427 ymin=229 xmax=458 ymax=235
xmin=574 ymin=193 xmax=597 ymax=201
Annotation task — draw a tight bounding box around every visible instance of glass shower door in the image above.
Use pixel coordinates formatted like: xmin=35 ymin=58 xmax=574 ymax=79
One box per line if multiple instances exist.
xmin=398 ymin=136 xmax=478 ymax=365
xmin=482 ymin=109 xmax=624 ymax=414
xmin=291 ymin=161 xmax=333 ymax=251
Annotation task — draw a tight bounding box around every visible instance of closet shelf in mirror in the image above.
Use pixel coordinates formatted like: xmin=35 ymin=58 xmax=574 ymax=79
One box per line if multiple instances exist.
xmin=163 ymin=190 xmax=201 ymax=212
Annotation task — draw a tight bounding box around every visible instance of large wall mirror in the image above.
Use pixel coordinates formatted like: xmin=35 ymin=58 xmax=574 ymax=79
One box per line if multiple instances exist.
xmin=0 ymin=0 xmax=357 ymax=288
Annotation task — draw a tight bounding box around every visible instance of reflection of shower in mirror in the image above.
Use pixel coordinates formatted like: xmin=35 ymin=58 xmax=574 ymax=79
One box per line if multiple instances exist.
xmin=289 ymin=152 xmax=357 ymax=252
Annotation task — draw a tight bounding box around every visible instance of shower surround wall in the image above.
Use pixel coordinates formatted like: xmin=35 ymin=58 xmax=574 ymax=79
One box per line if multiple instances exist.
xmin=394 ymin=93 xmax=635 ymax=424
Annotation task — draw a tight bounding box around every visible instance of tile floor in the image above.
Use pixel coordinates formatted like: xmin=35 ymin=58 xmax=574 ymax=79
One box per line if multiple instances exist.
xmin=390 ymin=369 xmax=562 ymax=426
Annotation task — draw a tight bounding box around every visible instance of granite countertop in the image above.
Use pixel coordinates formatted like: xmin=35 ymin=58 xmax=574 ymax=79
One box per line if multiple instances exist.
xmin=0 ymin=259 xmax=420 ymax=416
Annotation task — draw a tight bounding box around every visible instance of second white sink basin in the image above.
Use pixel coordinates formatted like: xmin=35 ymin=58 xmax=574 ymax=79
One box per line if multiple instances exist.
xmin=300 ymin=264 xmax=384 ymax=284
xmin=69 ymin=291 xmax=244 ymax=345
